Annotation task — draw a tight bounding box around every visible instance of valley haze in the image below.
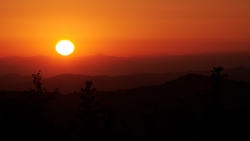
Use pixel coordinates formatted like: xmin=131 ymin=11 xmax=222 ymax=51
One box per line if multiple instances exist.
xmin=1 ymin=52 xmax=250 ymax=94
xmin=1 ymin=52 xmax=250 ymax=77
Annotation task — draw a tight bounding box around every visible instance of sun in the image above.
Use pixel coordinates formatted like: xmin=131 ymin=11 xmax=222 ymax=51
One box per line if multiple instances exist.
xmin=56 ymin=40 xmax=74 ymax=56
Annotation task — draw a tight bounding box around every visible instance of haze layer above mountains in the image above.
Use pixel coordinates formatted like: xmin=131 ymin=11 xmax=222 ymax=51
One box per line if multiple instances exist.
xmin=1 ymin=52 xmax=250 ymax=94
xmin=1 ymin=52 xmax=250 ymax=77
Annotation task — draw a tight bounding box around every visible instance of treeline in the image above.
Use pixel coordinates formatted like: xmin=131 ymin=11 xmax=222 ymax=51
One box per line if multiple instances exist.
xmin=0 ymin=67 xmax=250 ymax=140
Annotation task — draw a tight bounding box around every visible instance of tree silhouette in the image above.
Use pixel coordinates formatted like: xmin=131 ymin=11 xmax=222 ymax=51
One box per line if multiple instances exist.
xmin=211 ymin=66 xmax=228 ymax=91
xmin=0 ymin=71 xmax=59 ymax=141
xmin=32 ymin=70 xmax=43 ymax=92
xmin=76 ymin=81 xmax=103 ymax=140
xmin=73 ymin=81 xmax=130 ymax=140
xmin=209 ymin=66 xmax=228 ymax=109
xmin=201 ymin=66 xmax=228 ymax=139
xmin=28 ymin=70 xmax=57 ymax=104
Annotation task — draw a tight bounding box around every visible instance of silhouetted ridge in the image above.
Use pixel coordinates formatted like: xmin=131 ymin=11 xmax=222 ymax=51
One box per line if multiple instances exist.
xmin=176 ymin=73 xmax=206 ymax=81
xmin=1 ymin=67 xmax=250 ymax=140
xmin=1 ymin=52 xmax=250 ymax=76
xmin=228 ymin=66 xmax=250 ymax=71
xmin=225 ymin=67 xmax=250 ymax=82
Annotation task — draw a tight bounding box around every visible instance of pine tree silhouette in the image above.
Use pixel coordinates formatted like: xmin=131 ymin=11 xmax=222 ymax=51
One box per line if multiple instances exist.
xmin=202 ymin=66 xmax=228 ymax=140
xmin=76 ymin=81 xmax=103 ymax=140
xmin=0 ymin=71 xmax=59 ymax=141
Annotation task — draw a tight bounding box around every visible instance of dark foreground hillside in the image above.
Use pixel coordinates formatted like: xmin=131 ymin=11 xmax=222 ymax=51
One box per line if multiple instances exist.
xmin=1 ymin=66 xmax=250 ymax=94
xmin=1 ymin=68 xmax=250 ymax=140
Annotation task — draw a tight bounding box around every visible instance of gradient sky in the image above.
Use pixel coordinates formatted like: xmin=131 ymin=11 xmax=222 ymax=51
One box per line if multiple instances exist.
xmin=0 ymin=0 xmax=250 ymax=57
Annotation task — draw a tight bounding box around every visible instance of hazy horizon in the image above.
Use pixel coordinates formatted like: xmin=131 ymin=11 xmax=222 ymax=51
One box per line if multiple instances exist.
xmin=1 ymin=52 xmax=250 ymax=77
xmin=1 ymin=49 xmax=250 ymax=58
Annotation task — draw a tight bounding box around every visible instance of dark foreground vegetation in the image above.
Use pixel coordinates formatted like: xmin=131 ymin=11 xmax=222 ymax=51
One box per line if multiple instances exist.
xmin=0 ymin=67 xmax=250 ymax=140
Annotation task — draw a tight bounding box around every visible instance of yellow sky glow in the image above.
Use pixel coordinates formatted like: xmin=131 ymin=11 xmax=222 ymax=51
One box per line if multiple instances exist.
xmin=0 ymin=0 xmax=250 ymax=57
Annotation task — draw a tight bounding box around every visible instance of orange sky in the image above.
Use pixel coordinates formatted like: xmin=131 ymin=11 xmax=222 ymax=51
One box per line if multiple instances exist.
xmin=0 ymin=0 xmax=250 ymax=57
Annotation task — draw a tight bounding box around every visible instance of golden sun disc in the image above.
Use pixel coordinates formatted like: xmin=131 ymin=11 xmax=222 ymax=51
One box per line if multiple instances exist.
xmin=56 ymin=40 xmax=74 ymax=56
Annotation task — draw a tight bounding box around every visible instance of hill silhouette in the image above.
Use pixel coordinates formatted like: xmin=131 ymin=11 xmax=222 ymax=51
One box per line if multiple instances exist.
xmin=45 ymin=72 xmax=250 ymax=140
xmin=1 ymin=70 xmax=250 ymax=140
xmin=1 ymin=52 xmax=250 ymax=77
xmin=43 ymin=73 xmax=246 ymax=118
xmin=1 ymin=66 xmax=250 ymax=94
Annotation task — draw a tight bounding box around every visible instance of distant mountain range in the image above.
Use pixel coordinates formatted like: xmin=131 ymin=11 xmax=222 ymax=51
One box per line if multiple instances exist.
xmin=0 ymin=66 xmax=250 ymax=94
xmin=1 ymin=52 xmax=250 ymax=77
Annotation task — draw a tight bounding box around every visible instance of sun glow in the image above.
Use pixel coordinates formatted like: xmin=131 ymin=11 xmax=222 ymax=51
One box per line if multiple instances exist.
xmin=56 ymin=40 xmax=74 ymax=56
